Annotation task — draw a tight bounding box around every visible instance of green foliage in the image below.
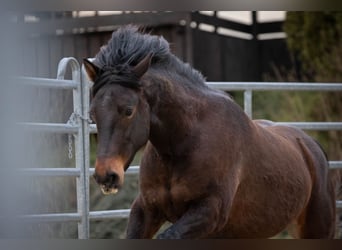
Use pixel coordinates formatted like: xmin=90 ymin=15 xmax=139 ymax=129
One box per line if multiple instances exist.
xmin=281 ymin=12 xmax=342 ymax=160
xmin=284 ymin=12 xmax=342 ymax=79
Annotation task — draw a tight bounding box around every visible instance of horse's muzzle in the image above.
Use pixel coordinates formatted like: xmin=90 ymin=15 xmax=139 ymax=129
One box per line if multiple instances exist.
xmin=93 ymin=171 xmax=121 ymax=195
xmin=93 ymin=157 xmax=125 ymax=195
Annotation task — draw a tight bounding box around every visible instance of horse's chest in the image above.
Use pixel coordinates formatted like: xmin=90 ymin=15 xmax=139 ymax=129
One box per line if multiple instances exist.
xmin=143 ymin=179 xmax=197 ymax=221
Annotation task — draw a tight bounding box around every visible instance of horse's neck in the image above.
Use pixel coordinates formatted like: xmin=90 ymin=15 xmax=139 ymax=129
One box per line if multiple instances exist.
xmin=142 ymin=71 xmax=202 ymax=156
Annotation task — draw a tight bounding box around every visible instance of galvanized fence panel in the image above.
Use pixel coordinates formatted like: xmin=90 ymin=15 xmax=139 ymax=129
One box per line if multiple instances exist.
xmin=15 ymin=58 xmax=342 ymax=238
xmin=16 ymin=57 xmax=90 ymax=239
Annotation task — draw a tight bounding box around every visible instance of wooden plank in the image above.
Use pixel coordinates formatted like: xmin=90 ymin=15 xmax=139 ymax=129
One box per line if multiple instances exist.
xmin=219 ymin=35 xmax=259 ymax=81
xmin=74 ymin=35 xmax=88 ymax=63
xmin=259 ymin=38 xmax=292 ymax=79
xmin=61 ymin=36 xmax=75 ymax=58
xmin=191 ymin=12 xmax=252 ymax=34
xmin=18 ymin=12 xmax=188 ymax=36
xmin=61 ymin=36 xmax=75 ymax=79
xmin=170 ymin=26 xmax=186 ymax=60
xmin=49 ymin=37 xmax=63 ymax=78
xmin=258 ymin=21 xmax=284 ymax=34
xmin=88 ymin=34 xmax=103 ymax=57
xmin=36 ymin=38 xmax=50 ymax=78
xmin=192 ymin=30 xmax=222 ymax=81
xmin=184 ymin=15 xmax=193 ymax=65
xmin=21 ymin=38 xmax=37 ymax=76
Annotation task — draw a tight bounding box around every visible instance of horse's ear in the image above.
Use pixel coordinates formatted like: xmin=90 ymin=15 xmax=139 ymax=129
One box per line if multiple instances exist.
xmin=133 ymin=53 xmax=153 ymax=79
xmin=83 ymin=59 xmax=100 ymax=82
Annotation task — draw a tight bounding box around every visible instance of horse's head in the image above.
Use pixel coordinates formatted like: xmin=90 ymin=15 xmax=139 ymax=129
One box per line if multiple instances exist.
xmin=84 ymin=54 xmax=152 ymax=195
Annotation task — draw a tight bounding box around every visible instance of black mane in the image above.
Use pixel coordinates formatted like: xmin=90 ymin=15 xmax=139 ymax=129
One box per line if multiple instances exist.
xmin=94 ymin=26 xmax=169 ymax=69
xmin=92 ymin=26 xmax=206 ymax=92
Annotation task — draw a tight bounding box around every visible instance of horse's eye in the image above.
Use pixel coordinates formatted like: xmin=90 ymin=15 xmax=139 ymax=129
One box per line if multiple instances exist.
xmin=125 ymin=107 xmax=133 ymax=117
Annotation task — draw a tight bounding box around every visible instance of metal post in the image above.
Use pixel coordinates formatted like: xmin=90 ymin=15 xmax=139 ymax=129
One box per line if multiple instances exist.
xmin=80 ymin=63 xmax=91 ymax=239
xmin=58 ymin=58 xmax=89 ymax=239
xmin=244 ymin=90 xmax=252 ymax=118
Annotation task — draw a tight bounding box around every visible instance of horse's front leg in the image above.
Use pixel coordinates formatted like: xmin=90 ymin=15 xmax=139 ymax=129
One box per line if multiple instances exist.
xmin=126 ymin=195 xmax=165 ymax=239
xmin=157 ymin=196 xmax=227 ymax=239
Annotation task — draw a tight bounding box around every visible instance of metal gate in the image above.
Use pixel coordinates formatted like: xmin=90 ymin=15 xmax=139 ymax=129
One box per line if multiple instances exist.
xmin=17 ymin=57 xmax=342 ymax=238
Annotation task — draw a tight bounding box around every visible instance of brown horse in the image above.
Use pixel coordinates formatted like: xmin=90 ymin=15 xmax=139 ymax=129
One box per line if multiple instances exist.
xmin=84 ymin=26 xmax=337 ymax=238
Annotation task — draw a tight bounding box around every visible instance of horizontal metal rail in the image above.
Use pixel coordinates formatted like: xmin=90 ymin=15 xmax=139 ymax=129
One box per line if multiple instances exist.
xmin=207 ymin=82 xmax=342 ymax=91
xmin=89 ymin=209 xmax=131 ymax=220
xmin=15 ymin=209 xmax=131 ymax=223
xmin=18 ymin=161 xmax=342 ymax=178
xmin=17 ymin=200 xmax=342 ymax=223
xmin=329 ymin=161 xmax=342 ymax=169
xmin=19 ymin=121 xmax=342 ymax=135
xmin=17 ymin=122 xmax=78 ymax=134
xmin=275 ymin=122 xmax=342 ymax=131
xmin=17 ymin=166 xmax=140 ymax=177
xmin=14 ymin=76 xmax=78 ymax=90
xmin=90 ymin=124 xmax=97 ymax=134
xmin=20 ymin=168 xmax=81 ymax=177
xmin=89 ymin=166 xmax=140 ymax=175
xmin=89 ymin=122 xmax=342 ymax=134
xmin=19 ymin=213 xmax=81 ymax=223
xmin=337 ymin=201 xmax=342 ymax=209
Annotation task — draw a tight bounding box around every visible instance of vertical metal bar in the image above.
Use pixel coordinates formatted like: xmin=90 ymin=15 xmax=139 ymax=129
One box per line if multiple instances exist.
xmin=80 ymin=63 xmax=91 ymax=239
xmin=244 ymin=90 xmax=252 ymax=118
xmin=58 ymin=57 xmax=89 ymax=239
xmin=74 ymin=60 xmax=89 ymax=239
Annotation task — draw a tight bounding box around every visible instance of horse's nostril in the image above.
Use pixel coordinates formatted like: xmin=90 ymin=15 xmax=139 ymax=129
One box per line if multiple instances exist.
xmin=93 ymin=170 xmax=120 ymax=188
xmin=107 ymin=171 xmax=119 ymax=185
